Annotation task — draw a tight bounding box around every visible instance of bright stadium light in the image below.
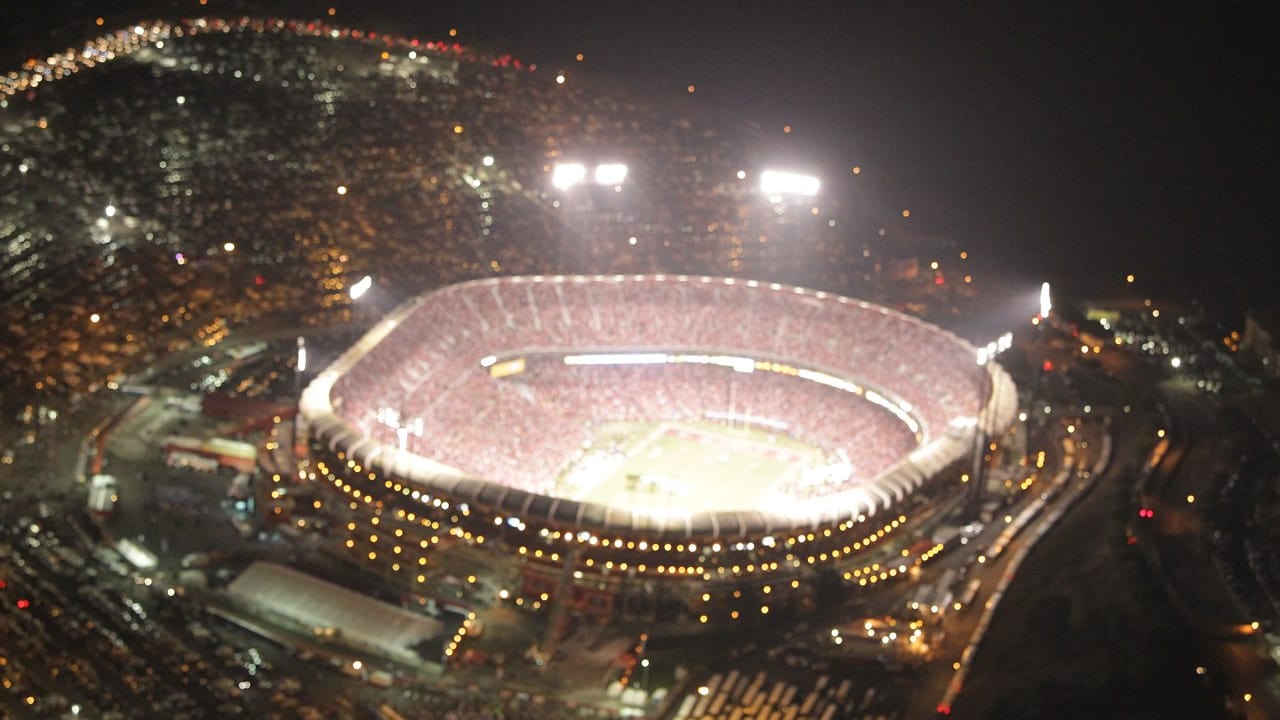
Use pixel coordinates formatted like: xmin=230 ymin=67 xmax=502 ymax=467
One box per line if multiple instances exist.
xmin=1040 ymin=282 xmax=1052 ymax=318
xmin=594 ymin=163 xmax=628 ymax=186
xmin=551 ymin=162 xmax=587 ymax=190
xmin=350 ymin=275 xmax=373 ymax=300
xmin=760 ymin=170 xmax=820 ymax=198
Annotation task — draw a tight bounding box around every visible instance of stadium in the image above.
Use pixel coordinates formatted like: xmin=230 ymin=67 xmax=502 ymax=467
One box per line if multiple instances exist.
xmin=299 ymin=274 xmax=1017 ymax=622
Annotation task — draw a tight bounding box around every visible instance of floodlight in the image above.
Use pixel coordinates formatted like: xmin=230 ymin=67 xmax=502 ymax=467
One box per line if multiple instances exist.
xmin=1040 ymin=282 xmax=1052 ymax=318
xmin=350 ymin=275 xmax=373 ymax=300
xmin=594 ymin=163 xmax=628 ymax=186
xmin=551 ymin=163 xmax=586 ymax=190
xmin=760 ymin=170 xmax=820 ymax=197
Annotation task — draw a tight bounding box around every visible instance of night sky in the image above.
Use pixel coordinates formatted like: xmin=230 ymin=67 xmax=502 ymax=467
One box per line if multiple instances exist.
xmin=4 ymin=1 xmax=1275 ymax=319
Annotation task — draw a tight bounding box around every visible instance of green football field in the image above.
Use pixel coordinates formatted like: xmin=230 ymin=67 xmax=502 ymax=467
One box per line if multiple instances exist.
xmin=555 ymin=420 xmax=826 ymax=514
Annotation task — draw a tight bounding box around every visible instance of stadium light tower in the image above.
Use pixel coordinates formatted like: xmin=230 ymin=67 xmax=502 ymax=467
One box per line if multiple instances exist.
xmin=551 ymin=162 xmax=587 ymax=190
xmin=968 ymin=332 xmax=1013 ymax=517
xmin=759 ymin=169 xmax=820 ymax=199
xmin=593 ymin=163 xmax=628 ymax=186
xmin=294 ymin=335 xmax=307 ymax=391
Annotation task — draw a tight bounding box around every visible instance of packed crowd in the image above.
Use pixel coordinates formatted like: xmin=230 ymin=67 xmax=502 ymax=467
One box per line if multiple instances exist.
xmin=327 ymin=275 xmax=981 ymax=493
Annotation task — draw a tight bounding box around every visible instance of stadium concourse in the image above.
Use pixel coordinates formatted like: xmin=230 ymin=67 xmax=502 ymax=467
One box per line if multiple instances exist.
xmin=299 ymin=274 xmax=1017 ymax=624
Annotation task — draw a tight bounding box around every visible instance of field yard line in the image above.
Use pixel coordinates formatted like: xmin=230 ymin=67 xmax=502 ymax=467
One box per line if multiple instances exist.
xmin=627 ymin=420 xmax=673 ymax=460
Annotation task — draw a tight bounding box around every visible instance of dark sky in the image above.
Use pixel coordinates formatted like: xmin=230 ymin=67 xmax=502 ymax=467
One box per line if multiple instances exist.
xmin=4 ymin=1 xmax=1276 ymax=319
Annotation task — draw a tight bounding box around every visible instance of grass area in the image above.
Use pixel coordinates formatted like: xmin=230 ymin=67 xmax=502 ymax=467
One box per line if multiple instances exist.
xmin=555 ymin=419 xmax=826 ymax=514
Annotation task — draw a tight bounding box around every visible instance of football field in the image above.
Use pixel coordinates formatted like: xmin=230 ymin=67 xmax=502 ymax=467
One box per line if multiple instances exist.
xmin=557 ymin=420 xmax=827 ymax=514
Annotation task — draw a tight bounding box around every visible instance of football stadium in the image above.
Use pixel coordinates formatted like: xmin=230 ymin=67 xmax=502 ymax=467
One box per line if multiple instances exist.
xmin=300 ymin=274 xmax=1018 ymax=622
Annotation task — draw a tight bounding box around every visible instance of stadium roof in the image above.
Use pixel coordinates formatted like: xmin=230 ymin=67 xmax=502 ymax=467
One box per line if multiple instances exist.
xmin=226 ymin=562 xmax=442 ymax=654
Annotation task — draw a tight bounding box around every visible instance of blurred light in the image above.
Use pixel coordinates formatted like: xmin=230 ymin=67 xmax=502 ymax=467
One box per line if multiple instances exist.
xmin=223 ymin=241 xmax=235 ymax=252
xmin=851 ymin=166 xmax=861 ymax=175
xmin=481 ymin=155 xmax=494 ymax=167
xmin=452 ymin=124 xmax=464 ymax=134
xmin=104 ymin=204 xmax=116 ymax=218
xmin=902 ymin=209 xmax=911 ymax=218
xmin=89 ymin=313 xmax=101 ymax=324
xmin=1040 ymin=282 xmax=1052 ymax=318
xmin=350 ymin=275 xmax=373 ymax=300
xmin=448 ymin=28 xmax=458 ymax=37
xmin=576 ymin=52 xmax=585 ymax=62
xmin=736 ymin=170 xmax=746 ymax=180
xmin=176 ymin=95 xmax=186 ymax=105
xmin=687 ymin=84 xmax=696 ymax=93
xmin=782 ymin=125 xmax=792 ymax=134
xmin=555 ymin=73 xmax=566 ymax=85
xmin=1126 ymin=273 xmax=1135 ymax=283
xmin=1170 ymin=356 xmax=1182 ymax=369
xmin=551 ymin=162 xmax=586 ymax=190
xmin=594 ymin=163 xmax=628 ymax=186
xmin=336 ymin=185 xmax=347 ymax=195
xmin=760 ymin=170 xmax=820 ymax=197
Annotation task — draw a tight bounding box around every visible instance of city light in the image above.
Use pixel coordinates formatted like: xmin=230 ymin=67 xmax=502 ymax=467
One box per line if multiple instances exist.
xmin=1039 ymin=282 xmax=1052 ymax=318
xmin=759 ymin=170 xmax=820 ymax=198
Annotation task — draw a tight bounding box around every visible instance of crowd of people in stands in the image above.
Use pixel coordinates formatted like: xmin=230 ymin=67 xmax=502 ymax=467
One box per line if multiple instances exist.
xmin=330 ymin=276 xmax=982 ymax=494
